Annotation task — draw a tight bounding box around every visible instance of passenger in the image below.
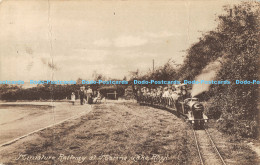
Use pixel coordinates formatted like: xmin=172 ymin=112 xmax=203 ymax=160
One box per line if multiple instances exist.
xmin=159 ymin=86 xmax=163 ymax=91
xmin=162 ymin=87 xmax=170 ymax=97
xmin=167 ymin=84 xmax=172 ymax=91
xmin=146 ymin=88 xmax=151 ymax=96
xmin=140 ymin=87 xmax=144 ymax=94
xmin=168 ymin=88 xmax=173 ymax=96
xmin=157 ymin=87 xmax=163 ymax=97
xmin=172 ymin=84 xmax=176 ymax=92
xmin=162 ymin=87 xmax=170 ymax=106
xmin=180 ymin=84 xmax=189 ymax=99
xmin=150 ymin=89 xmax=154 ymax=97
xmin=168 ymin=88 xmax=173 ymax=106
xmin=171 ymin=91 xmax=179 ymax=101
xmin=149 ymin=88 xmax=156 ymax=104
xmin=156 ymin=87 xmax=163 ymax=104
xmin=145 ymin=88 xmax=151 ymax=103
xmin=142 ymin=87 xmax=147 ymax=96
xmin=71 ymin=92 xmax=76 ymax=105
xmin=152 ymin=88 xmax=157 ymax=97
xmin=175 ymin=85 xmax=182 ymax=95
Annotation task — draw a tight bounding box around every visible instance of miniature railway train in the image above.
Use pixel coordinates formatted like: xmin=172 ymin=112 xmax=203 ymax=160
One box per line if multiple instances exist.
xmin=136 ymin=94 xmax=208 ymax=129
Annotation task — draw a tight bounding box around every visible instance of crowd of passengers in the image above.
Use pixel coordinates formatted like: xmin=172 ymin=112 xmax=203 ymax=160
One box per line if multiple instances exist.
xmin=135 ymin=84 xmax=191 ymax=103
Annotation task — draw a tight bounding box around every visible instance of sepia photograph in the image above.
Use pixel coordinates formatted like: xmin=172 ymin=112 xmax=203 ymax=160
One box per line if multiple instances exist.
xmin=0 ymin=0 xmax=259 ymax=164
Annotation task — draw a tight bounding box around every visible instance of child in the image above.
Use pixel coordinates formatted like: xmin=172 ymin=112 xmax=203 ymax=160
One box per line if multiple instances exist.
xmin=71 ymin=92 xmax=76 ymax=105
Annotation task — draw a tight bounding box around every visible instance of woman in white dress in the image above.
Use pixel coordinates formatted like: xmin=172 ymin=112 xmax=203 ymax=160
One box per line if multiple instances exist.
xmin=71 ymin=92 xmax=76 ymax=105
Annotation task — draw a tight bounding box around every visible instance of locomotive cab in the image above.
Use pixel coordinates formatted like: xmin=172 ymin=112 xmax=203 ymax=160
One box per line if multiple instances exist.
xmin=183 ymin=98 xmax=199 ymax=114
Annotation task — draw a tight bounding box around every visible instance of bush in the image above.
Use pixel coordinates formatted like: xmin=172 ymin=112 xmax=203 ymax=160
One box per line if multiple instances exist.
xmin=207 ymin=2 xmax=259 ymax=138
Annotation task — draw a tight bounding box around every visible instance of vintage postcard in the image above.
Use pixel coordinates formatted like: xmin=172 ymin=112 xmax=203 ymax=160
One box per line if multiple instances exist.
xmin=0 ymin=0 xmax=259 ymax=164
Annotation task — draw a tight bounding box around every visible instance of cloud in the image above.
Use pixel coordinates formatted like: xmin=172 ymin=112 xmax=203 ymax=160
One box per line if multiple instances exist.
xmin=145 ymin=31 xmax=181 ymax=38
xmin=114 ymin=35 xmax=147 ymax=47
xmin=93 ymin=35 xmax=147 ymax=48
xmin=93 ymin=32 xmax=179 ymax=48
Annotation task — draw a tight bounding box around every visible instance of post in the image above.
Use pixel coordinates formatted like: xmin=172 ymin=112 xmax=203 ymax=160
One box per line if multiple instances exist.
xmin=153 ymin=59 xmax=154 ymax=73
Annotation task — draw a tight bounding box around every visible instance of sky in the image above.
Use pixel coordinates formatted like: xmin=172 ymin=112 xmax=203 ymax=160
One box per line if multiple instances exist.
xmin=0 ymin=0 xmax=241 ymax=82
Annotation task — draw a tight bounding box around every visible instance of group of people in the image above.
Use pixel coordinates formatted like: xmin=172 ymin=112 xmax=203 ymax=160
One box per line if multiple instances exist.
xmin=69 ymin=84 xmax=189 ymax=105
xmin=135 ymin=83 xmax=189 ymax=102
xmin=70 ymin=86 xmax=101 ymax=105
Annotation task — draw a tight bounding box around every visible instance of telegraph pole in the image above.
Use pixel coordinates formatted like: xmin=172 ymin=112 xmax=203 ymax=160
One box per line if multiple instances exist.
xmin=153 ymin=59 xmax=154 ymax=73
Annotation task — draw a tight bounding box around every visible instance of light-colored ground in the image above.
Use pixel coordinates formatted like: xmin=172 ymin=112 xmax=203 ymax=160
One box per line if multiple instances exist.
xmin=0 ymin=101 xmax=91 ymax=145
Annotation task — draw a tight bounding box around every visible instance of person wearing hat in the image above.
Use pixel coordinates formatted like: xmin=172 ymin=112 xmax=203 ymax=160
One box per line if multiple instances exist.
xmin=171 ymin=90 xmax=179 ymax=101
xmin=162 ymin=87 xmax=170 ymax=98
xmin=175 ymin=85 xmax=182 ymax=95
xmin=157 ymin=87 xmax=162 ymax=97
xmin=79 ymin=86 xmax=86 ymax=105
xmin=136 ymin=88 xmax=141 ymax=103
xmin=162 ymin=87 xmax=170 ymax=106
xmin=180 ymin=83 xmax=190 ymax=100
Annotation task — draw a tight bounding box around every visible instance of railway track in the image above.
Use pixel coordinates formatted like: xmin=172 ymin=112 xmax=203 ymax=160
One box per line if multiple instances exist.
xmin=193 ymin=128 xmax=227 ymax=165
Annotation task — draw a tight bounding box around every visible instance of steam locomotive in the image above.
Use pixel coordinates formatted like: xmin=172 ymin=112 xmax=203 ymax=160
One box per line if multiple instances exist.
xmin=182 ymin=98 xmax=208 ymax=129
xmin=138 ymin=94 xmax=208 ymax=129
